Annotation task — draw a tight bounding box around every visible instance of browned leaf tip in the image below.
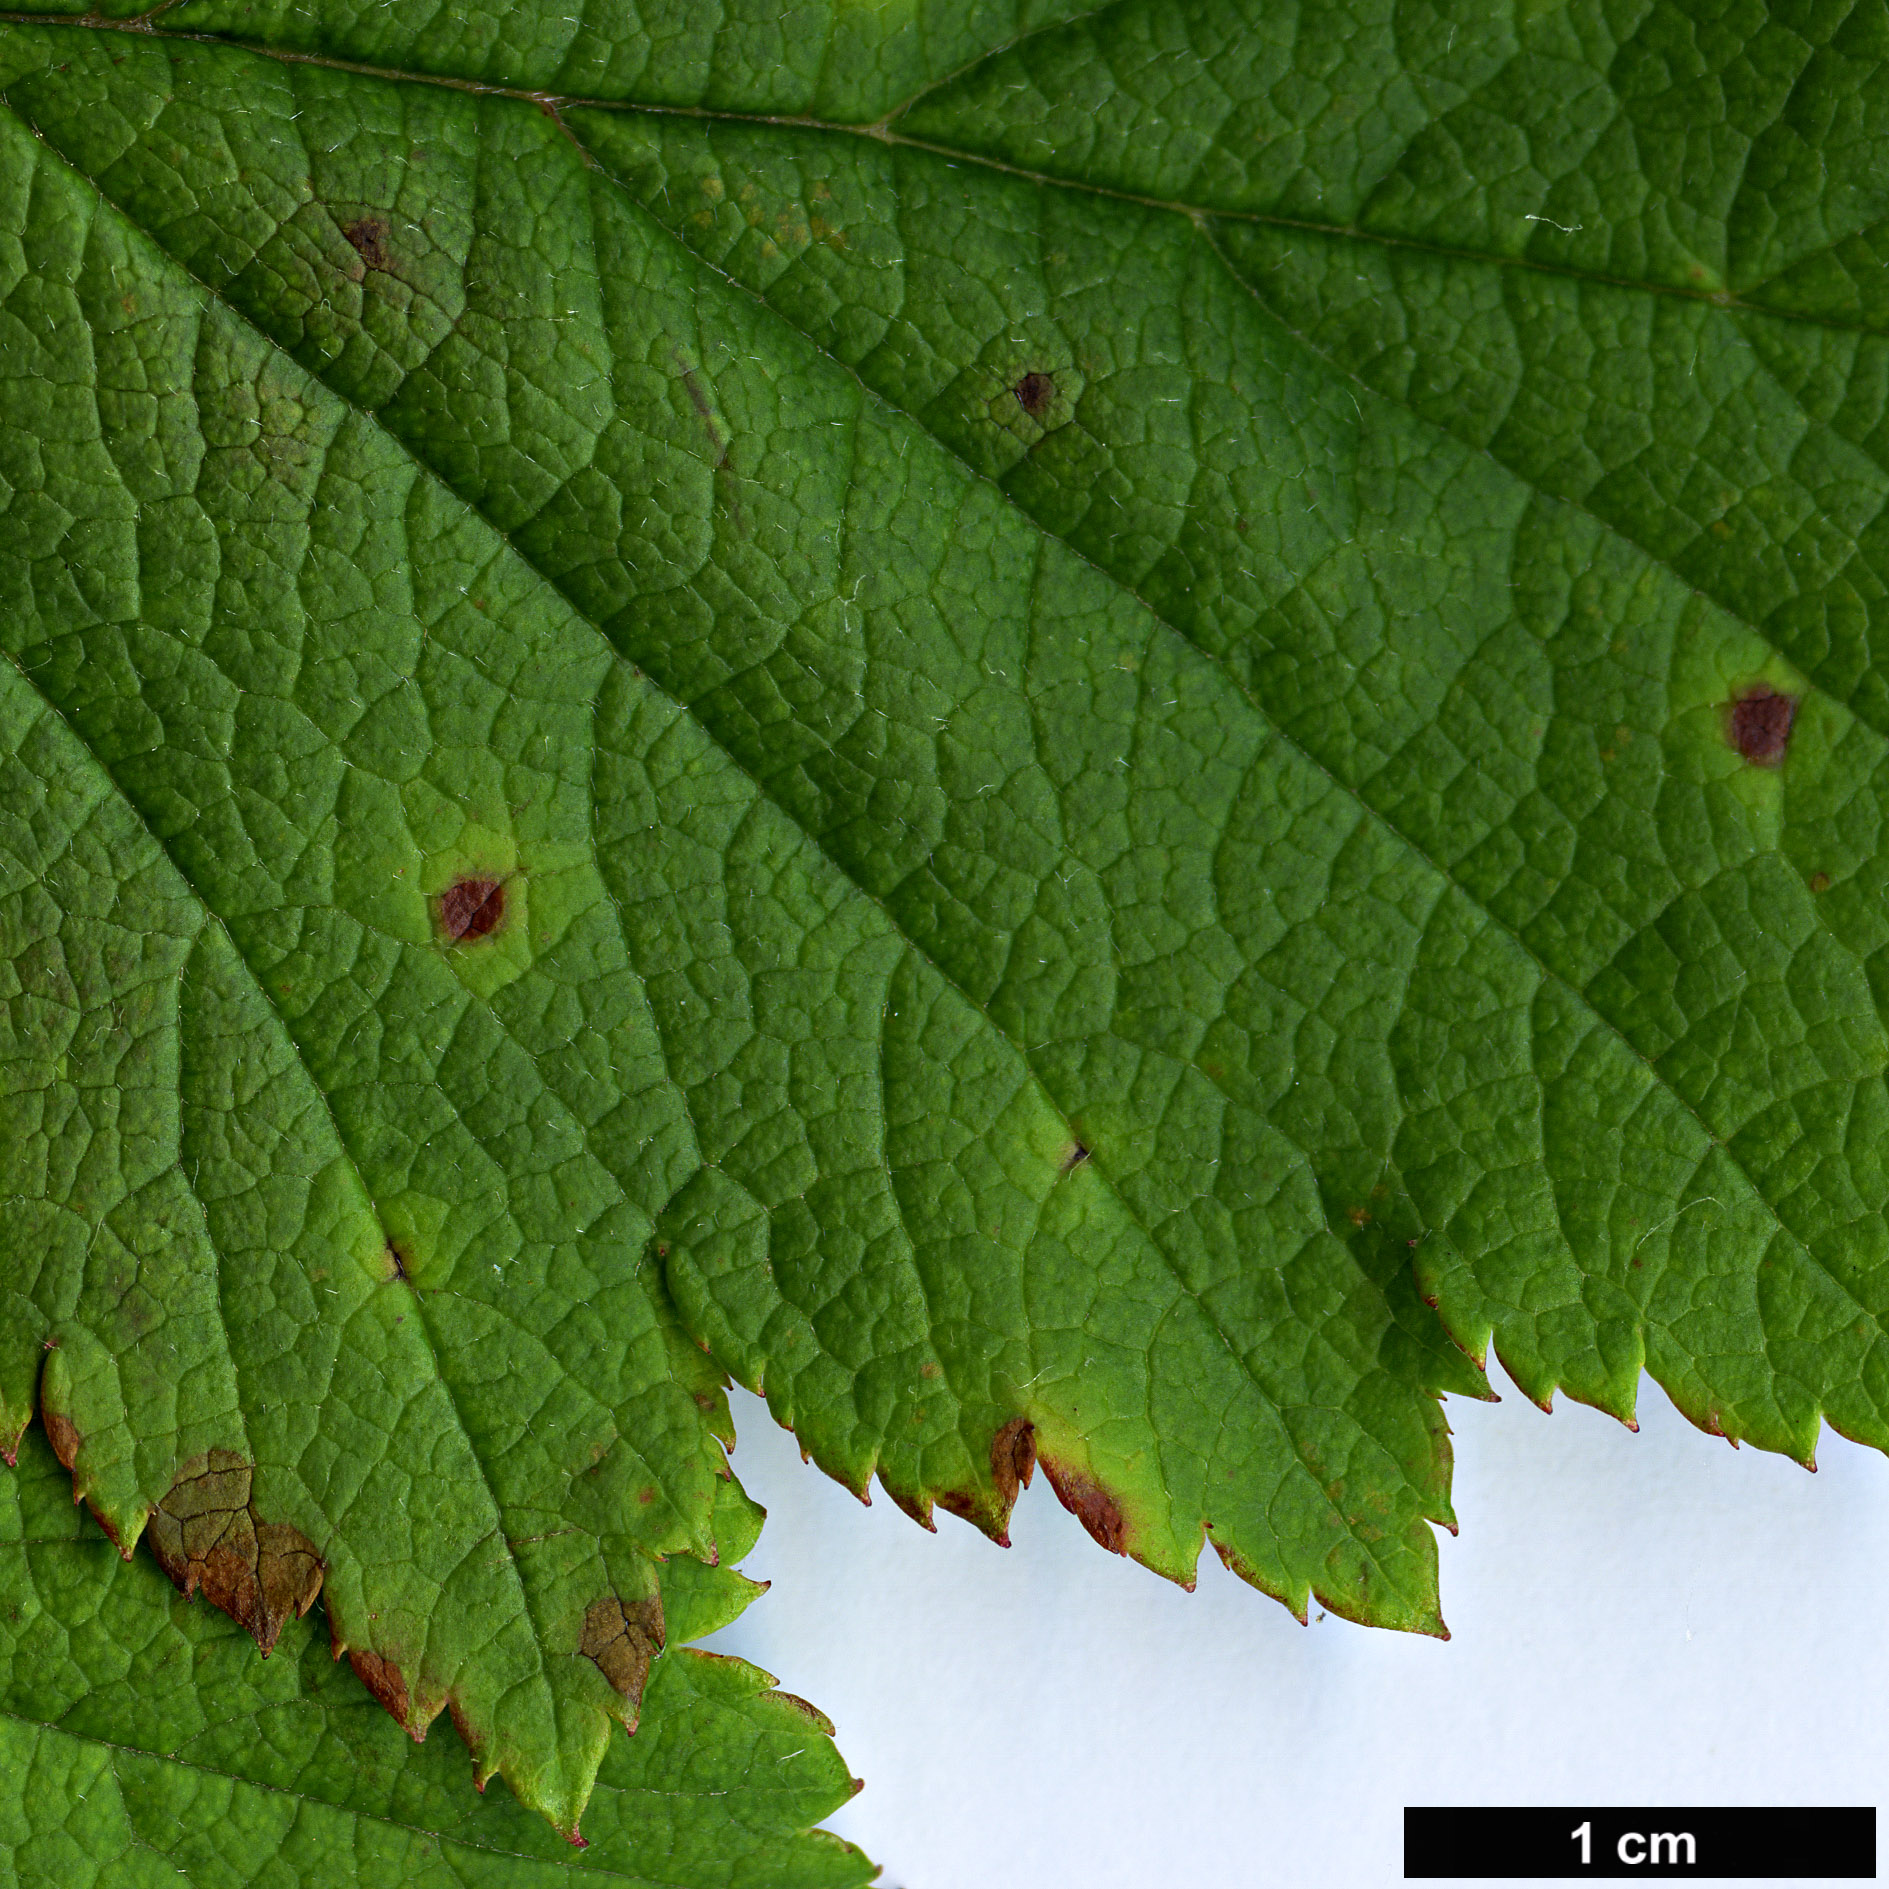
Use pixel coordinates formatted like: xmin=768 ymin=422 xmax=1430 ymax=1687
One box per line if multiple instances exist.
xmin=1728 ymin=685 xmax=1797 ymax=765
xmin=147 ymin=1449 xmax=323 ymax=1655
xmin=1014 ymin=371 xmax=1056 ymax=419
xmin=41 ymin=1410 xmax=129 ymax=1547
xmin=580 ymin=1593 xmax=665 ymax=1702
xmin=42 ymin=1408 xmax=80 ymax=1476
xmin=439 ymin=876 xmax=505 ymax=942
xmin=342 ymin=215 xmax=391 ymax=273
xmin=348 ymin=1648 xmax=416 ymax=1732
xmin=1038 ymin=1454 xmax=1127 ymax=1554
xmin=766 ymin=1689 xmax=835 ymax=1732
xmin=989 ymin=1416 xmax=1037 ymax=1510
xmin=887 ymin=1483 xmax=938 ymax=1531
xmin=446 ymin=1695 xmax=487 ymax=1773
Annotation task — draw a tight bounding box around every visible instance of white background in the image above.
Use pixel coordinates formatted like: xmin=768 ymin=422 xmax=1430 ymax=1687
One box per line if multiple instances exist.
xmin=703 ymin=1373 xmax=1889 ymax=1888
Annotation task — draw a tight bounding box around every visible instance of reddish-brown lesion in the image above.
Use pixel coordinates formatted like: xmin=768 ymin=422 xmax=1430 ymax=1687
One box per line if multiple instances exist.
xmin=989 ymin=1416 xmax=1037 ymax=1509
xmin=928 ymin=1418 xmax=1042 ymax=1543
xmin=341 ymin=215 xmax=391 ymax=274
xmin=1038 ymin=1454 xmax=1128 ymax=1555
xmin=41 ymin=1408 xmax=81 ymax=1476
xmin=347 ymin=1647 xmax=414 ymax=1729
xmin=675 ymin=352 xmax=730 ymax=468
xmin=42 ymin=1407 xmax=127 ymax=1548
xmin=1014 ymin=370 xmax=1056 ymax=418
xmin=438 ymin=876 xmax=506 ymax=942
xmin=887 ymin=1483 xmax=938 ymax=1530
xmin=447 ymin=1693 xmax=485 ymax=1770
xmin=580 ymin=1592 xmax=665 ymax=1706
xmin=144 ymin=1448 xmax=324 ymax=1654
xmin=1727 ymin=685 xmax=1797 ymax=765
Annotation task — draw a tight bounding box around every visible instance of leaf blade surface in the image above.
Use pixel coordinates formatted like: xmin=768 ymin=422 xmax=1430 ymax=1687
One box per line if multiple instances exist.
xmin=0 ymin=16 xmax=1479 ymax=1666
xmin=10 ymin=5 xmax=1889 ymax=1827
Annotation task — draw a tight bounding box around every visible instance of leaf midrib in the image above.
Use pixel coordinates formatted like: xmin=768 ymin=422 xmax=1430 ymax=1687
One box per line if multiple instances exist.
xmin=1 ymin=9 xmax=1880 ymax=341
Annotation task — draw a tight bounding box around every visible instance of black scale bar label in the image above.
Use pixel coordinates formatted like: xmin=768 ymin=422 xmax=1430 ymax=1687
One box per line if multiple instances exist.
xmin=1405 ymin=1808 xmax=1875 ymax=1878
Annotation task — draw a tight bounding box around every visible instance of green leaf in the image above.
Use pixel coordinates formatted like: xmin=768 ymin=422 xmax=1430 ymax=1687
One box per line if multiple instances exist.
xmin=7 ymin=0 xmax=1889 ymax=1840
xmin=0 ymin=1421 xmax=873 ymax=1887
xmin=0 ymin=11 xmax=1481 ymax=1681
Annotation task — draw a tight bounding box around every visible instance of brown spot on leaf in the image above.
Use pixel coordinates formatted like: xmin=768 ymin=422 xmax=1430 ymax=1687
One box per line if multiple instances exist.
xmin=580 ymin=1593 xmax=664 ymax=1703
xmin=446 ymin=1693 xmax=484 ymax=1767
xmin=41 ymin=1410 xmax=124 ymax=1543
xmin=1014 ymin=371 xmax=1055 ymax=419
xmin=439 ymin=877 xmax=505 ymax=942
xmin=42 ymin=1409 xmax=79 ymax=1474
xmin=1211 ymin=1534 xmax=1279 ymax=1607
xmin=1060 ymin=1140 xmax=1090 ymax=1173
xmin=1038 ymin=1454 xmax=1126 ymax=1554
xmin=385 ymin=1240 xmax=410 ymax=1284
xmin=348 ymin=1648 xmax=414 ymax=1730
xmin=147 ymin=1449 xmax=323 ymax=1654
xmin=887 ymin=1484 xmax=937 ymax=1530
xmin=674 ymin=351 xmax=729 ymax=467
xmin=1811 ymin=870 xmax=1831 ymax=893
xmin=1728 ymin=685 xmax=1796 ymax=765
xmin=989 ymin=1417 xmax=1036 ymax=1509
xmin=342 ymin=216 xmax=391 ymax=273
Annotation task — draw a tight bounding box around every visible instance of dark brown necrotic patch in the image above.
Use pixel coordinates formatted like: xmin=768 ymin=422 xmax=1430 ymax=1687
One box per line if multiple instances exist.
xmin=342 ymin=216 xmax=391 ymax=272
xmin=42 ymin=1408 xmax=80 ymax=1474
xmin=147 ymin=1448 xmax=324 ymax=1654
xmin=581 ymin=1594 xmax=665 ymax=1704
xmin=1014 ymin=371 xmax=1055 ymax=419
xmin=440 ymin=877 xmax=505 ymax=941
xmin=1729 ymin=685 xmax=1797 ymax=765
xmin=347 ymin=1648 xmax=413 ymax=1729
xmin=989 ymin=1416 xmax=1037 ymax=1509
